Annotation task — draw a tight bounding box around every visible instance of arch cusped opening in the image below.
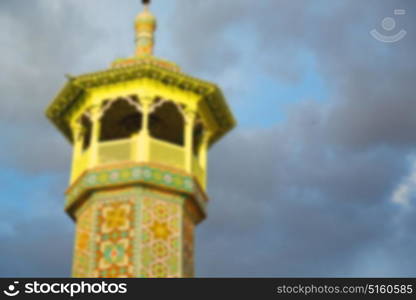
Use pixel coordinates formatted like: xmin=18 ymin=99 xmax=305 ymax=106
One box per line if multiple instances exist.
xmin=100 ymin=98 xmax=142 ymax=142
xmin=149 ymin=100 xmax=184 ymax=146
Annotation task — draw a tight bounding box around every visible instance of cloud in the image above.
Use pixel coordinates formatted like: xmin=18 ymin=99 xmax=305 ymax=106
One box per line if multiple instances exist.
xmin=0 ymin=171 xmax=72 ymax=277
xmin=197 ymin=121 xmax=405 ymax=276
xmin=177 ymin=0 xmax=416 ymax=276
xmin=169 ymin=0 xmax=251 ymax=75
xmin=391 ymin=157 xmax=416 ymax=207
xmin=0 ymin=0 xmax=137 ymax=173
xmin=0 ymin=216 xmax=73 ymax=277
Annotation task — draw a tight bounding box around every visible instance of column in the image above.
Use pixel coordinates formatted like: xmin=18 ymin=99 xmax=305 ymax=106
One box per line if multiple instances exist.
xmin=88 ymin=105 xmax=102 ymax=168
xmin=184 ymin=108 xmax=196 ymax=173
xmin=197 ymin=130 xmax=211 ymax=189
xmin=137 ymin=95 xmax=153 ymax=162
xmin=198 ymin=130 xmax=212 ymax=171
xmin=70 ymin=121 xmax=83 ymax=183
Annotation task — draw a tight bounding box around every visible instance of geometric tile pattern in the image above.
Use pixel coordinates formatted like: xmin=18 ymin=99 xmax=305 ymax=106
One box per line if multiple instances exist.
xmin=71 ymin=185 xmax=199 ymax=278
xmin=95 ymin=199 xmax=135 ymax=278
xmin=72 ymin=201 xmax=95 ymax=277
xmin=140 ymin=197 xmax=181 ymax=277
xmin=182 ymin=212 xmax=195 ymax=277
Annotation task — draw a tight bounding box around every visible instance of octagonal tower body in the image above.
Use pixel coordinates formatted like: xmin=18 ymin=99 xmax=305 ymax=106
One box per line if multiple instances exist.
xmin=46 ymin=4 xmax=235 ymax=278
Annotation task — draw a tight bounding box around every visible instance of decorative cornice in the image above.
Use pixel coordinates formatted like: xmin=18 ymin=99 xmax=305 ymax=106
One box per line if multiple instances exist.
xmin=65 ymin=162 xmax=208 ymax=222
xmin=111 ymin=55 xmax=180 ymax=72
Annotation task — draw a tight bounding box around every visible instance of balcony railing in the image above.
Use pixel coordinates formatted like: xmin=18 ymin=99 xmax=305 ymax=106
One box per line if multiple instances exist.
xmin=99 ymin=139 xmax=133 ymax=164
xmin=70 ymin=135 xmax=205 ymax=188
xmin=149 ymin=138 xmax=185 ymax=170
xmin=71 ymin=149 xmax=89 ymax=183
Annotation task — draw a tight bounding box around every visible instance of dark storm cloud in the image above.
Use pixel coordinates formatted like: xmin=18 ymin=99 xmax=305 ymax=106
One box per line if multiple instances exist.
xmin=168 ymin=0 xmax=416 ymax=275
xmin=0 ymin=0 xmax=112 ymax=173
xmin=0 ymin=173 xmax=73 ymax=277
xmin=1 ymin=0 xmax=416 ymax=277
xmin=169 ymin=0 xmax=251 ymax=74
xmin=197 ymin=125 xmax=407 ymax=276
xmin=171 ymin=0 xmax=416 ymax=149
xmin=0 ymin=217 xmax=73 ymax=277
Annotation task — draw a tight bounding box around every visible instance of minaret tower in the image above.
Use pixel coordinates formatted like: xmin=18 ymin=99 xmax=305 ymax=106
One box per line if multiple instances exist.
xmin=46 ymin=0 xmax=235 ymax=278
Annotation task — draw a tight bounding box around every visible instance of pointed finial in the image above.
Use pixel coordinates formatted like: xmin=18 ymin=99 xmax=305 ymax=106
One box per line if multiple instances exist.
xmin=135 ymin=0 xmax=156 ymax=56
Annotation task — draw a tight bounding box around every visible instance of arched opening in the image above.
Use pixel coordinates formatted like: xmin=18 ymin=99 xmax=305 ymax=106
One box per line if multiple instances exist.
xmin=149 ymin=101 xmax=184 ymax=146
xmin=100 ymin=98 xmax=142 ymax=142
xmin=193 ymin=121 xmax=204 ymax=156
xmin=81 ymin=115 xmax=92 ymax=151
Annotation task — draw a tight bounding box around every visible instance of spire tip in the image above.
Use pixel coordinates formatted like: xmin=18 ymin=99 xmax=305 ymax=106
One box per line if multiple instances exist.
xmin=135 ymin=0 xmax=156 ymax=56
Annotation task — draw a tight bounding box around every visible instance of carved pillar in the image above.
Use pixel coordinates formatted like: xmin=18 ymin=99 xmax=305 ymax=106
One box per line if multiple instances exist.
xmin=88 ymin=106 xmax=102 ymax=168
xmin=184 ymin=108 xmax=196 ymax=173
xmin=138 ymin=95 xmax=153 ymax=162
xmin=198 ymin=130 xmax=211 ymax=171
xmin=70 ymin=121 xmax=83 ymax=183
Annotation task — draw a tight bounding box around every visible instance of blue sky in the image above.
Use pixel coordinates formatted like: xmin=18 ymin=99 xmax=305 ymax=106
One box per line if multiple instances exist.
xmin=1 ymin=0 xmax=416 ymax=277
